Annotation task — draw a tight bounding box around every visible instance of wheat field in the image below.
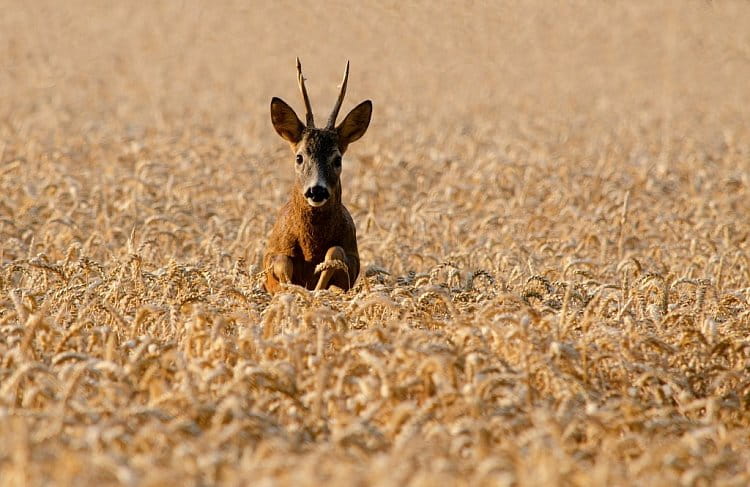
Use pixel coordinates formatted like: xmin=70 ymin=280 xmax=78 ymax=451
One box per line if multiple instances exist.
xmin=1 ymin=1 xmax=750 ymax=485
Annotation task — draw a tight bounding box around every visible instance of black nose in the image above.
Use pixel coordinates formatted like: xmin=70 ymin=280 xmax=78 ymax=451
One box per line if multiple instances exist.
xmin=305 ymin=185 xmax=330 ymax=203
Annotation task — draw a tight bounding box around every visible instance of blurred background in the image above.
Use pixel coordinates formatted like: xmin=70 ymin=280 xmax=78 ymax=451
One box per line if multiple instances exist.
xmin=2 ymin=0 xmax=749 ymax=144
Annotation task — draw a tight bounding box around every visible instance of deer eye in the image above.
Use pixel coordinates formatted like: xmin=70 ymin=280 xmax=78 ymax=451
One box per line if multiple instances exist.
xmin=295 ymin=154 xmax=303 ymax=165
xmin=332 ymin=155 xmax=342 ymax=168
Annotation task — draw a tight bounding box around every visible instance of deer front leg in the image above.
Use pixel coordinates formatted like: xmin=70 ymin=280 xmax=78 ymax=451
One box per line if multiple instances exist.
xmin=314 ymin=246 xmax=350 ymax=291
xmin=265 ymin=254 xmax=294 ymax=294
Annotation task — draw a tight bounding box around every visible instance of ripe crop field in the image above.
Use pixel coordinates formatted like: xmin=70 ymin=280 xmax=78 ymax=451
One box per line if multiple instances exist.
xmin=1 ymin=1 xmax=750 ymax=485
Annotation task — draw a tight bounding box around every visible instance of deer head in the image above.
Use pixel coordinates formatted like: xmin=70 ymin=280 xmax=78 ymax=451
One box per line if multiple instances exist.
xmin=270 ymin=59 xmax=372 ymax=208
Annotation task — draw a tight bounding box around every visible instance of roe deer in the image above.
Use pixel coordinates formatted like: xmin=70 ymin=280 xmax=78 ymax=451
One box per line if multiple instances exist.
xmin=263 ymin=59 xmax=372 ymax=294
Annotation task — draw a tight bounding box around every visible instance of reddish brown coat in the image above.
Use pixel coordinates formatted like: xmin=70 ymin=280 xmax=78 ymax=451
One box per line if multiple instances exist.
xmin=263 ymin=182 xmax=359 ymax=292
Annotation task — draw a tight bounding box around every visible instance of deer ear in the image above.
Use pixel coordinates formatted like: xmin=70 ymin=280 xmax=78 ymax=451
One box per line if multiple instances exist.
xmin=336 ymin=100 xmax=372 ymax=152
xmin=271 ymin=97 xmax=305 ymax=144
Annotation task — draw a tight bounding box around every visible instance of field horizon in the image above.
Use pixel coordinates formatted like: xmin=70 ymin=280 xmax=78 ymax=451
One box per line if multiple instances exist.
xmin=1 ymin=1 xmax=750 ymax=485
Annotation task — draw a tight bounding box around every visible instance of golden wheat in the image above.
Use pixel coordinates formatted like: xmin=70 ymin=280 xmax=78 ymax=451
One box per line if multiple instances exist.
xmin=1 ymin=1 xmax=750 ymax=486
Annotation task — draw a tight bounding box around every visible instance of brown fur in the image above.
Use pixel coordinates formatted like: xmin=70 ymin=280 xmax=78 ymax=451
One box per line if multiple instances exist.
xmin=263 ymin=174 xmax=360 ymax=293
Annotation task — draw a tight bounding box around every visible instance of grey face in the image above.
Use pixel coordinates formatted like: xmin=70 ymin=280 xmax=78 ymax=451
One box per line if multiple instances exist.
xmin=294 ymin=130 xmax=342 ymax=208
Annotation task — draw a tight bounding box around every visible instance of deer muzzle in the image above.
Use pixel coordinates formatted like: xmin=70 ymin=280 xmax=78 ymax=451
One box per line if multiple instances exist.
xmin=304 ymin=185 xmax=330 ymax=207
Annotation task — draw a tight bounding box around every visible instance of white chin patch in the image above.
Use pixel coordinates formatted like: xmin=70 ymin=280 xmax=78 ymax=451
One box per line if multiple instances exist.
xmin=306 ymin=198 xmax=328 ymax=207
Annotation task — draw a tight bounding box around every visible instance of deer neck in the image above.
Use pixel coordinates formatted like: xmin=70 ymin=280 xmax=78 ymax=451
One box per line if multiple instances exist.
xmin=291 ymin=184 xmax=343 ymax=225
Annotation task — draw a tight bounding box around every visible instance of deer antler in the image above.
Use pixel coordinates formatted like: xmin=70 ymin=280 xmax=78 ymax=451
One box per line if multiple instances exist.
xmin=326 ymin=61 xmax=349 ymax=129
xmin=296 ymin=57 xmax=315 ymax=127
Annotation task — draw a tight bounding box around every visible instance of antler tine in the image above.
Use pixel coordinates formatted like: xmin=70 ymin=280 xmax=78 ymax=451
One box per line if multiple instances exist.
xmin=326 ymin=60 xmax=349 ymax=129
xmin=296 ymin=57 xmax=315 ymax=127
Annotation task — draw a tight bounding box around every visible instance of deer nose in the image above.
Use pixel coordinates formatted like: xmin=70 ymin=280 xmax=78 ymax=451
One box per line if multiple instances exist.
xmin=305 ymin=185 xmax=330 ymax=203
